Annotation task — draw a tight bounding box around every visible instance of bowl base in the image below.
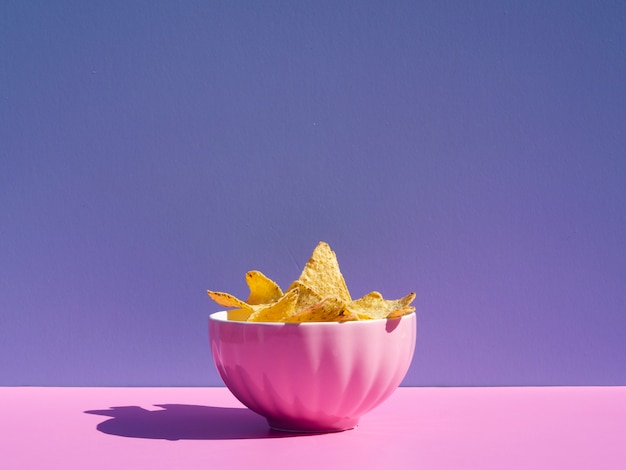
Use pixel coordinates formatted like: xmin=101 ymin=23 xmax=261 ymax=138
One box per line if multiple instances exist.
xmin=267 ymin=417 xmax=359 ymax=434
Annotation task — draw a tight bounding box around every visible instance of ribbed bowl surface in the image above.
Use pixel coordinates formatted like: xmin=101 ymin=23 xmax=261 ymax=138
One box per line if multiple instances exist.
xmin=209 ymin=311 xmax=416 ymax=432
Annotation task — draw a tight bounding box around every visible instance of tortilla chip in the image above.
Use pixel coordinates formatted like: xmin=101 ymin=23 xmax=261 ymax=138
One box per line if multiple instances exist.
xmin=290 ymin=241 xmax=351 ymax=302
xmin=226 ymin=308 xmax=253 ymax=321
xmin=284 ymin=297 xmax=350 ymax=323
xmin=247 ymin=288 xmax=299 ymax=322
xmin=207 ymin=290 xmax=251 ymax=310
xmin=345 ymin=291 xmax=416 ymax=320
xmin=245 ymin=270 xmax=283 ymax=305
xmin=287 ymin=281 xmax=323 ymax=312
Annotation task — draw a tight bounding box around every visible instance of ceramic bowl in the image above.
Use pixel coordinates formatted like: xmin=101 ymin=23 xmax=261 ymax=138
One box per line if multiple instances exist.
xmin=209 ymin=310 xmax=416 ymax=432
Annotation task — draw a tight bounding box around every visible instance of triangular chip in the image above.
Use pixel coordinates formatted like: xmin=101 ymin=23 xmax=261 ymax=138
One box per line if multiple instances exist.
xmin=226 ymin=308 xmax=254 ymax=321
xmin=288 ymin=281 xmax=323 ymax=313
xmin=284 ymin=297 xmax=350 ymax=323
xmin=247 ymin=288 xmax=299 ymax=322
xmin=207 ymin=290 xmax=252 ymax=310
xmin=345 ymin=291 xmax=416 ymax=320
xmin=207 ymin=290 xmax=254 ymax=321
xmin=245 ymin=270 xmax=283 ymax=305
xmin=290 ymin=241 xmax=351 ymax=302
xmin=207 ymin=271 xmax=284 ymax=321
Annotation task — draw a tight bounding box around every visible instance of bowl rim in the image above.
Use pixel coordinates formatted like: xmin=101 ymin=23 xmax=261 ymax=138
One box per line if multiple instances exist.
xmin=209 ymin=310 xmax=416 ymax=326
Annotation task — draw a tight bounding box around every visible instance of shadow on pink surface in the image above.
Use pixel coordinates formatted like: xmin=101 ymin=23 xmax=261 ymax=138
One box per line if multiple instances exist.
xmin=84 ymin=404 xmax=307 ymax=440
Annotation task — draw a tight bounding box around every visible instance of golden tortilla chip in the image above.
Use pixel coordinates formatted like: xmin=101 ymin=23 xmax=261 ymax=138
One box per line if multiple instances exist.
xmin=207 ymin=290 xmax=253 ymax=321
xmin=245 ymin=270 xmax=283 ymax=305
xmin=290 ymin=241 xmax=351 ymax=302
xmin=284 ymin=297 xmax=350 ymax=323
xmin=288 ymin=281 xmax=323 ymax=312
xmin=207 ymin=271 xmax=284 ymax=321
xmin=207 ymin=290 xmax=251 ymax=310
xmin=226 ymin=308 xmax=253 ymax=321
xmin=345 ymin=291 xmax=416 ymax=320
xmin=247 ymin=288 xmax=299 ymax=322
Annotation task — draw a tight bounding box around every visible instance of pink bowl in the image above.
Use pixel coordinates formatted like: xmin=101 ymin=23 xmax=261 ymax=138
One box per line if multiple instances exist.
xmin=209 ymin=311 xmax=416 ymax=432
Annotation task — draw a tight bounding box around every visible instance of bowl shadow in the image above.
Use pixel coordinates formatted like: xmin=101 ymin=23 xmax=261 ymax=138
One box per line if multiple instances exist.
xmin=84 ymin=404 xmax=307 ymax=440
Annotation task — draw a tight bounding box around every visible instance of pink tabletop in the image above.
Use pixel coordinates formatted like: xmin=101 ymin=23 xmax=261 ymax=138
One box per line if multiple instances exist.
xmin=1 ymin=387 xmax=625 ymax=469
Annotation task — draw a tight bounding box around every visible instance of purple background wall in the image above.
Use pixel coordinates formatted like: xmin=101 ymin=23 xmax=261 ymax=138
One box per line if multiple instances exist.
xmin=1 ymin=1 xmax=625 ymax=386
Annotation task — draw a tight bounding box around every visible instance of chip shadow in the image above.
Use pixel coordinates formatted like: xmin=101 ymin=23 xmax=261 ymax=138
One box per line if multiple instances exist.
xmin=84 ymin=404 xmax=304 ymax=440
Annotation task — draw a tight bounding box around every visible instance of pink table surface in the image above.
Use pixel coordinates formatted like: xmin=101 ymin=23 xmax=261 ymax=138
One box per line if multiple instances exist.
xmin=1 ymin=386 xmax=625 ymax=469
